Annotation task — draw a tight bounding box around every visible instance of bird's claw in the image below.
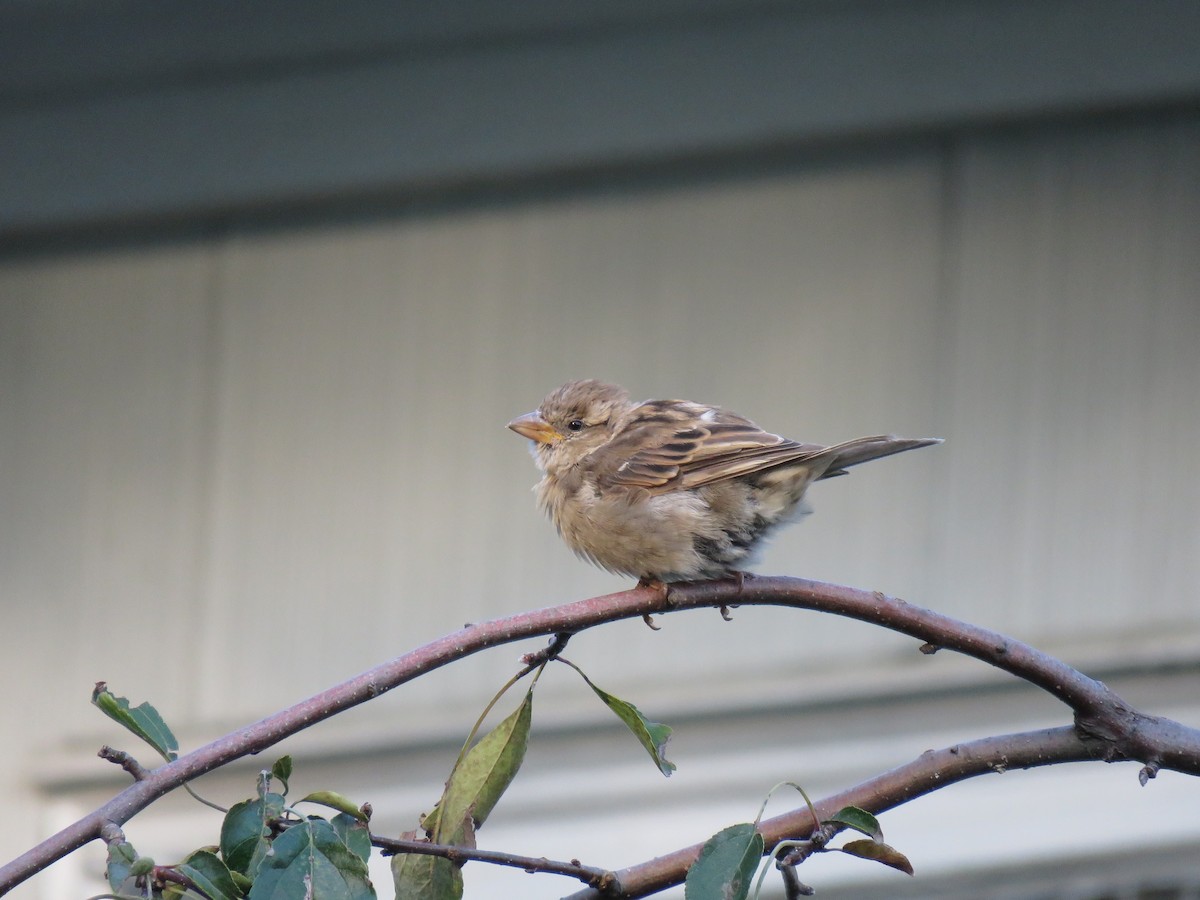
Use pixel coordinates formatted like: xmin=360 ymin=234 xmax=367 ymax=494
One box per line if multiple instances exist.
xmin=714 ymin=570 xmax=749 ymax=619
xmin=637 ymin=577 xmax=671 ymax=629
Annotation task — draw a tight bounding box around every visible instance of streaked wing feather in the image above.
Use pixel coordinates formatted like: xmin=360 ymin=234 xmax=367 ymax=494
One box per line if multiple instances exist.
xmin=600 ymin=403 xmax=847 ymax=492
xmin=676 ymin=434 xmax=916 ymax=488
xmin=675 ymin=441 xmax=824 ymax=488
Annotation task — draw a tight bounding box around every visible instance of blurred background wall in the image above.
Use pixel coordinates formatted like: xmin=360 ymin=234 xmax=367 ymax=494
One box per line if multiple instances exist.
xmin=2 ymin=2 xmax=1199 ymax=897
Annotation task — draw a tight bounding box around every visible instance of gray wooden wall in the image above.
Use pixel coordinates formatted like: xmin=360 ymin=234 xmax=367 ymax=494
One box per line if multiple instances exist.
xmin=3 ymin=111 xmax=1199 ymax=895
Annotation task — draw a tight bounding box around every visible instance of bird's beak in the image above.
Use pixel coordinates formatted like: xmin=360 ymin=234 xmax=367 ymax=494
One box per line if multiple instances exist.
xmin=507 ymin=411 xmax=562 ymax=444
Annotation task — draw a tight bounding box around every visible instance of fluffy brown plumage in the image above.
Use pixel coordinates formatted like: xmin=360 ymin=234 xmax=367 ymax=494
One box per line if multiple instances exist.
xmin=508 ymin=379 xmax=941 ymax=583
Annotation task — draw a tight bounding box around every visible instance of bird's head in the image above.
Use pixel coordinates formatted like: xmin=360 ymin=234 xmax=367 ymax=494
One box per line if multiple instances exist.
xmin=507 ymin=379 xmax=631 ymax=473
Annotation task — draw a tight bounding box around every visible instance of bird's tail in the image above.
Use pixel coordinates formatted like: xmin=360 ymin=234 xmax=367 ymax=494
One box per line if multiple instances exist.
xmin=816 ymin=435 xmax=943 ymax=479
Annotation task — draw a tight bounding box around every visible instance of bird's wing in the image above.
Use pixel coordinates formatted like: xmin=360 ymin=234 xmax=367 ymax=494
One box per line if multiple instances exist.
xmin=594 ymin=400 xmax=843 ymax=492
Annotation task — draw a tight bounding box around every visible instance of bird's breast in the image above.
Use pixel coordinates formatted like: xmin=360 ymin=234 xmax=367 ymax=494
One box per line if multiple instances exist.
xmin=536 ymin=477 xmax=711 ymax=579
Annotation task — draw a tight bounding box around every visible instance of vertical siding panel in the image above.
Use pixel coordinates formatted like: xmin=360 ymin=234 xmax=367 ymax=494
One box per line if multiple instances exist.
xmin=939 ymin=119 xmax=1200 ymax=647
xmin=0 ymin=249 xmax=215 ymax=871
xmin=0 ymin=250 xmax=215 ymax=718
xmin=1142 ymin=124 xmax=1200 ymax=626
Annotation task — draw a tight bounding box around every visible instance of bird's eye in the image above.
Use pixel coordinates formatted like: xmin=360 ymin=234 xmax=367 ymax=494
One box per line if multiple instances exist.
xmin=567 ymin=419 xmax=585 ymax=432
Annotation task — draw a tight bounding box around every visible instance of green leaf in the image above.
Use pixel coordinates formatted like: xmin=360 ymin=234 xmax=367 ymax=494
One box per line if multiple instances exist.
xmin=129 ymin=856 xmax=156 ymax=877
xmin=430 ymin=690 xmax=533 ymax=846
xmin=575 ymin=671 xmax=675 ymax=776
xmin=419 ymin=805 xmax=440 ymax=837
xmin=230 ymin=870 xmax=254 ymax=893
xmin=91 ymin=683 xmax=179 ymax=761
xmin=825 ymin=806 xmax=883 ymax=841
xmin=332 ymin=812 xmax=373 ymax=864
xmin=391 ymin=852 xmax=463 ymax=900
xmin=839 ymin=839 xmax=915 ymax=875
xmin=174 ymin=849 xmax=241 ymax=900
xmin=220 ymin=794 xmax=285 ymax=875
xmin=299 ymin=790 xmax=369 ymax=822
xmin=248 ymin=819 xmax=376 ymax=899
xmin=271 ymin=755 xmax=293 ymax=794
xmin=105 ymin=838 xmax=139 ymax=891
xmin=684 ymin=823 xmax=764 ymax=900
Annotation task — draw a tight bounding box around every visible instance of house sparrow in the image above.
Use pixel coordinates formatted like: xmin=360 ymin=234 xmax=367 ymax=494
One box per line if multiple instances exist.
xmin=508 ymin=380 xmax=941 ymax=584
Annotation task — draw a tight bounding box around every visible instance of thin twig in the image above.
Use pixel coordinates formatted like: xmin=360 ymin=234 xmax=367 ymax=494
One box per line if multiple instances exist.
xmin=373 ymin=834 xmax=617 ymax=890
xmin=521 ymin=631 xmax=573 ymax=668
xmin=97 ymin=747 xmax=150 ymax=782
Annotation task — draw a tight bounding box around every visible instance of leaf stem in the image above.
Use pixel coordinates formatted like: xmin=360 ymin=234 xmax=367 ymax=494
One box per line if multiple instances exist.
xmin=448 ymin=660 xmax=545 ymax=777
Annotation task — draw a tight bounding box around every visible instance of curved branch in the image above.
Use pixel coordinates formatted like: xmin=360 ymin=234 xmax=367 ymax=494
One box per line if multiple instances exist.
xmin=2 ymin=576 xmax=1197 ymax=894
xmin=669 ymin=577 xmax=1200 ymax=773
xmin=562 ymin=726 xmax=1094 ymax=899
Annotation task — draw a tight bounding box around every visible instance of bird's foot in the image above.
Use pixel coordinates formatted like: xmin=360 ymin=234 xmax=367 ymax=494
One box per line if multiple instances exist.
xmin=717 ymin=570 xmax=751 ymax=620
xmin=636 ymin=577 xmax=672 ymax=629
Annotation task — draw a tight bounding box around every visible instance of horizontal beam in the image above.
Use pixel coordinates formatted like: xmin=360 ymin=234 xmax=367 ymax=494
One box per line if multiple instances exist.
xmin=1 ymin=0 xmax=1198 ymax=239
